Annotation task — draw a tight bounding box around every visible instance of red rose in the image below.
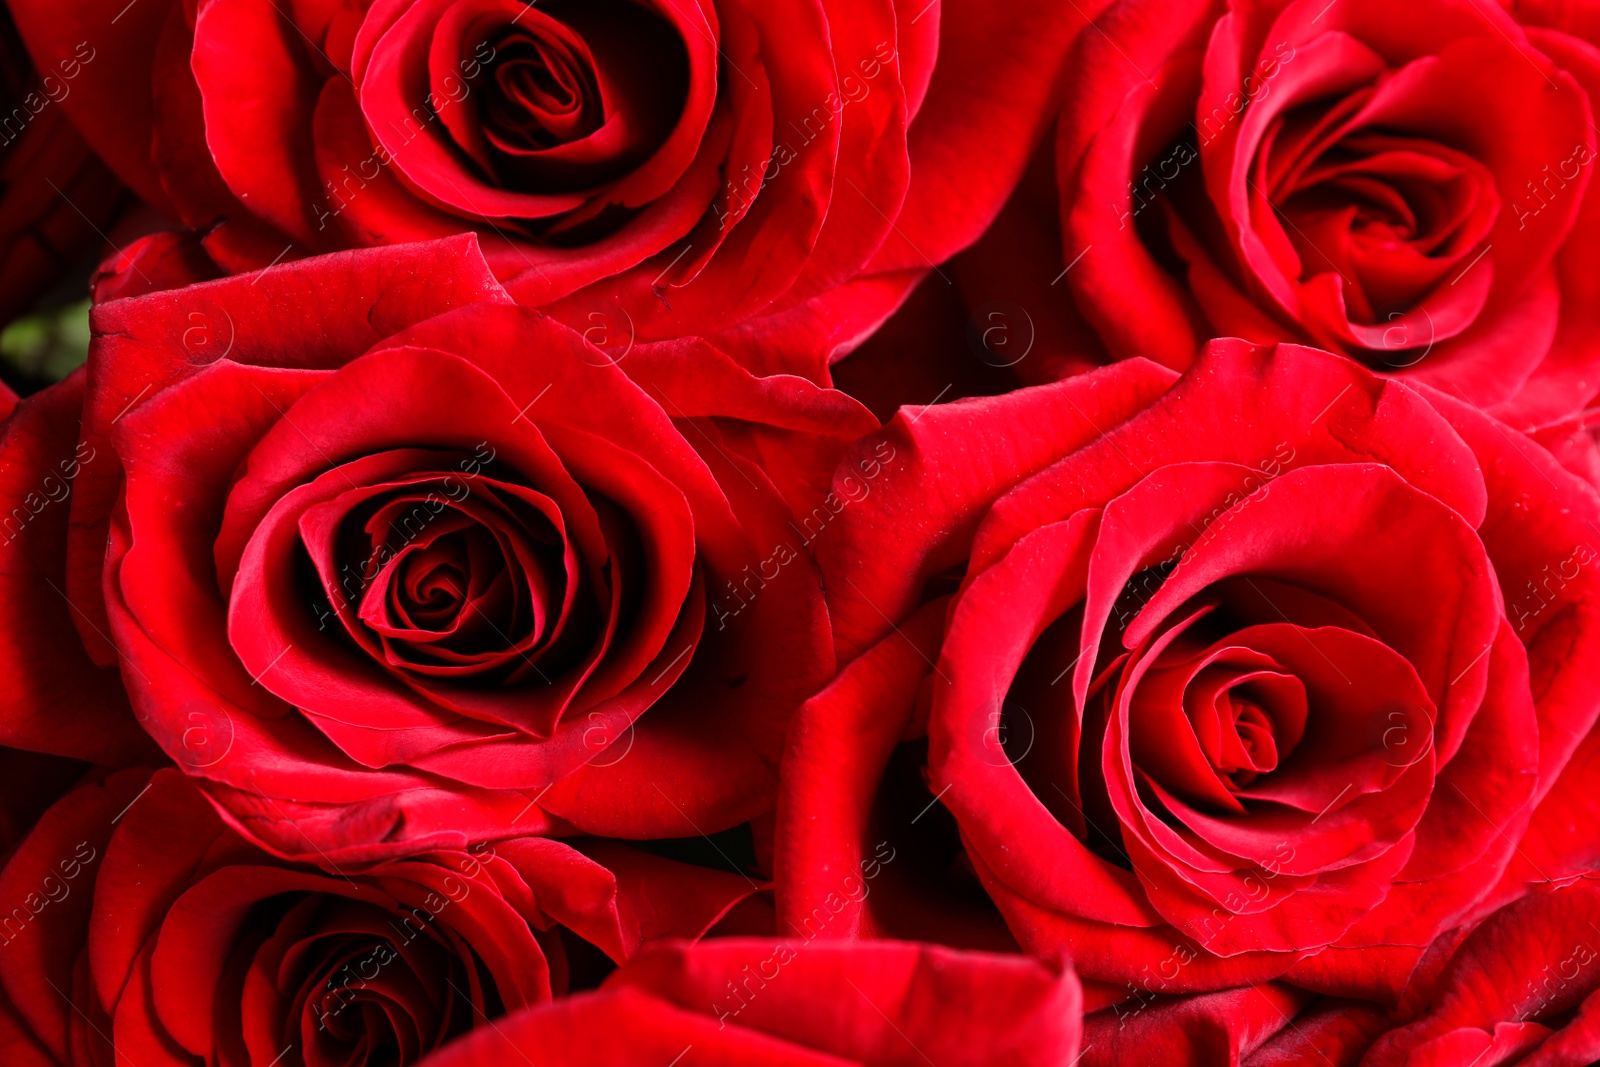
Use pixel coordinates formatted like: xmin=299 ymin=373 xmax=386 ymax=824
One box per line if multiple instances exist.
xmin=776 ymin=339 xmax=1600 ymax=1003
xmin=955 ymin=0 xmax=1600 ymax=429
xmin=0 ymin=5 xmax=124 ymax=334
xmin=9 ymin=0 xmax=1093 ymax=379
xmin=415 ymin=937 xmax=1081 ymax=1066
xmin=0 ymin=767 xmax=757 ymax=1067
xmin=0 ymin=234 xmax=869 ymax=863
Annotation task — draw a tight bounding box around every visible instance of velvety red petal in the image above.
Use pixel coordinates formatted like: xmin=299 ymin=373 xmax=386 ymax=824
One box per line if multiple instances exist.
xmin=0 ymin=373 xmax=153 ymax=762
xmin=816 ymin=358 xmax=1178 ymax=662
xmin=7 ymin=0 xmax=176 ymax=213
xmin=192 ymin=0 xmax=331 ymax=248
xmin=1057 ymin=0 xmax=1220 ymax=367
xmin=611 ymin=938 xmax=1082 ymax=1066
xmin=869 ymin=0 xmax=1113 ymax=272
xmin=0 ymin=768 xmax=151 ymax=1063
xmin=1082 ymin=984 xmax=1313 ymax=1067
xmin=1362 ymin=878 xmax=1600 ymax=1067
xmin=775 ymin=599 xmax=945 ymax=941
xmin=416 ymin=986 xmax=849 ymax=1065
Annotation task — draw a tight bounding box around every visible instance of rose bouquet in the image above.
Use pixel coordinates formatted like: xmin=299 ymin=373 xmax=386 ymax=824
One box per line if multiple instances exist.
xmin=0 ymin=0 xmax=1594 ymax=1064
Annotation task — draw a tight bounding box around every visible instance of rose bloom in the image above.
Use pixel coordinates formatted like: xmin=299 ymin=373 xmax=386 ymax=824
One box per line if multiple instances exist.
xmin=949 ymin=0 xmax=1600 ymax=431
xmin=775 ymin=338 xmax=1600 ymax=1003
xmin=9 ymin=0 xmax=1092 ymax=378
xmin=416 ymin=938 xmax=1081 ymax=1066
xmin=0 ymin=767 xmax=760 ymax=1067
xmin=0 ymin=234 xmax=873 ymax=863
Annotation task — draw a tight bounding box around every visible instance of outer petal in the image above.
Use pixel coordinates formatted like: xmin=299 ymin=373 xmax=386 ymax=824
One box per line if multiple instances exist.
xmin=774 ymin=599 xmax=951 ymax=941
xmin=1422 ymin=386 xmax=1600 ymax=804
xmin=869 ymin=0 xmax=1115 ymax=272
xmin=1360 ymin=878 xmax=1600 ymax=1067
xmin=416 ymin=986 xmax=853 ymax=1066
xmin=611 ymin=939 xmax=1083 ymax=1067
xmin=0 ymin=768 xmax=152 ymax=1064
xmin=0 ymin=372 xmax=154 ymax=763
xmin=1082 ymin=984 xmax=1314 ymax=1067
xmin=1246 ymin=997 xmax=1391 ymax=1066
xmin=192 ymin=0 xmax=331 ymax=249
xmin=8 ymin=0 xmax=176 ymax=214
xmin=1056 ymin=0 xmax=1222 ymax=368
xmin=815 ymin=358 xmax=1178 ymax=662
